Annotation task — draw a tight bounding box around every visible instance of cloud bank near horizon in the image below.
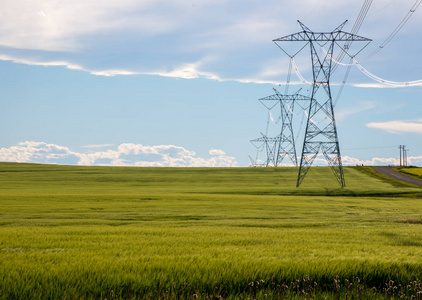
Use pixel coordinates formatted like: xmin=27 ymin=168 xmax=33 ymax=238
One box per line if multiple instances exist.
xmin=257 ymin=155 xmax=419 ymax=167
xmin=0 ymin=141 xmax=238 ymax=167
xmin=2 ymin=141 xmax=421 ymax=167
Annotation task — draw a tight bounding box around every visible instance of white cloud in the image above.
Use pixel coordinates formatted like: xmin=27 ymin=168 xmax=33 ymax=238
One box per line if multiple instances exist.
xmin=90 ymin=70 xmax=140 ymax=77
xmin=353 ymin=83 xmax=422 ymax=88
xmin=0 ymin=0 xmax=420 ymax=85
xmin=342 ymin=155 xmax=398 ymax=166
xmin=367 ymin=120 xmax=422 ymax=134
xmin=81 ymin=144 xmax=115 ymax=149
xmin=0 ymin=141 xmax=80 ymax=165
xmin=0 ymin=0 xmax=187 ymax=52
xmin=3 ymin=142 xmax=421 ymax=167
xmin=353 ymin=83 xmax=402 ymax=88
xmin=342 ymin=154 xmax=422 ymax=167
xmin=209 ymin=149 xmax=225 ymax=156
xmin=253 ymin=152 xmax=409 ymax=167
xmin=301 ymin=154 xmax=420 ymax=167
xmin=0 ymin=54 xmax=84 ymax=70
xmin=0 ymin=141 xmax=238 ymax=167
xmin=148 ymin=61 xmax=222 ymax=81
xmin=0 ymin=54 xmax=140 ymax=77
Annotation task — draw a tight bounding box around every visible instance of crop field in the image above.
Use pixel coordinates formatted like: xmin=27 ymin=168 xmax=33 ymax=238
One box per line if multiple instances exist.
xmin=1 ymin=162 xmax=422 ymax=299
xmin=399 ymin=167 xmax=422 ymax=179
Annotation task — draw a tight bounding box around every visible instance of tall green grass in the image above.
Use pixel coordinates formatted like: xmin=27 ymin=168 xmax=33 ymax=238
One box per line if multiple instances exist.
xmin=1 ymin=163 xmax=422 ymax=299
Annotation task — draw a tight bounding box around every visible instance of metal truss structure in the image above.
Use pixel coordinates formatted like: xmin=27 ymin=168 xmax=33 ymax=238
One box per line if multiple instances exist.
xmin=258 ymin=88 xmax=311 ymax=167
xmin=250 ymin=133 xmax=279 ymax=167
xmin=273 ymin=21 xmax=371 ymax=187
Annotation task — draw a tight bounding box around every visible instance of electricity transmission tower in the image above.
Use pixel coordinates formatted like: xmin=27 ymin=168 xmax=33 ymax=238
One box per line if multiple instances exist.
xmin=273 ymin=21 xmax=371 ymax=187
xmin=250 ymin=133 xmax=279 ymax=167
xmin=258 ymin=88 xmax=311 ymax=166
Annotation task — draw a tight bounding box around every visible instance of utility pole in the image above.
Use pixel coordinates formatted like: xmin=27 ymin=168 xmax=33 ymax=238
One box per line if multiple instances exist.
xmin=399 ymin=145 xmax=402 ymax=167
xmin=399 ymin=145 xmax=407 ymax=167
xmin=404 ymin=148 xmax=409 ymax=167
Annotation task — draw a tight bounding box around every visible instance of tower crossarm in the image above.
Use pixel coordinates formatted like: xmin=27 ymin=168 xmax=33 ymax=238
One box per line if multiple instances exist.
xmin=250 ymin=133 xmax=280 ymax=144
xmin=273 ymin=31 xmax=371 ymax=42
xmin=259 ymin=94 xmax=311 ymax=101
xmin=273 ymin=21 xmax=371 ymax=43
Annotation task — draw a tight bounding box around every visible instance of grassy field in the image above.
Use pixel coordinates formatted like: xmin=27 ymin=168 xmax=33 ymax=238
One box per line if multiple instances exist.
xmin=399 ymin=167 xmax=422 ymax=179
xmin=1 ymin=163 xmax=422 ymax=299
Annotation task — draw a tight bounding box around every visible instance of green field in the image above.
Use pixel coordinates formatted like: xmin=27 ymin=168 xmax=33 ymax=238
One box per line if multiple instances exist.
xmin=399 ymin=167 xmax=422 ymax=179
xmin=1 ymin=163 xmax=422 ymax=299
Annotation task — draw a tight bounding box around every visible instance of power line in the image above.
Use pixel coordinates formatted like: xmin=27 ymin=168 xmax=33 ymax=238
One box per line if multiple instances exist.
xmin=329 ymin=53 xmax=422 ymax=86
xmin=368 ymin=0 xmax=398 ymax=16
xmin=332 ymin=0 xmax=373 ymax=74
xmin=333 ymin=0 xmax=373 ymax=107
xmin=343 ymin=145 xmax=399 ymax=151
xmin=284 ymin=58 xmax=292 ymax=94
xmin=364 ymin=0 xmax=422 ymax=61
xmin=334 ymin=0 xmax=422 ymax=94
xmin=323 ymin=42 xmax=422 ymax=86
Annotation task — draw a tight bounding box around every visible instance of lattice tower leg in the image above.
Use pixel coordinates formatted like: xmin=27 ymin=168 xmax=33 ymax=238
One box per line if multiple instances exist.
xmin=297 ymin=41 xmax=345 ymax=187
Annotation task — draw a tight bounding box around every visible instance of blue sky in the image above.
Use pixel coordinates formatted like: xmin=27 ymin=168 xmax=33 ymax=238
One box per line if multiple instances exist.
xmin=1 ymin=0 xmax=422 ymax=167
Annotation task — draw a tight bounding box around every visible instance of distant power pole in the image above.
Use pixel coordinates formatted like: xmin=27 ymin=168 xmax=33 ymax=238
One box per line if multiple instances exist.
xmin=399 ymin=145 xmax=407 ymax=167
xmin=404 ymin=149 xmax=409 ymax=167
xmin=399 ymin=145 xmax=402 ymax=167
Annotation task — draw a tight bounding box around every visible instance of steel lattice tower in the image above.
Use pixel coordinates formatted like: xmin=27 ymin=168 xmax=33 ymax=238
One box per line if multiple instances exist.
xmin=259 ymin=88 xmax=311 ymax=167
xmin=273 ymin=21 xmax=371 ymax=187
xmin=250 ymin=133 xmax=279 ymax=167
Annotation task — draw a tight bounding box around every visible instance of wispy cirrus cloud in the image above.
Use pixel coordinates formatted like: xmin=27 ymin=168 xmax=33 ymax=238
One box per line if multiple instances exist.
xmin=0 ymin=54 xmax=140 ymax=76
xmin=0 ymin=141 xmax=238 ymax=167
xmin=336 ymin=101 xmax=376 ymax=121
xmin=367 ymin=119 xmax=422 ymax=134
xmin=353 ymin=82 xmax=422 ymax=88
xmin=1 ymin=0 xmax=420 ymax=85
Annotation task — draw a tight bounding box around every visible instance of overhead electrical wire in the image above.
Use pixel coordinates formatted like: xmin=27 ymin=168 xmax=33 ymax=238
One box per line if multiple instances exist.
xmin=280 ymin=0 xmax=422 ymax=94
xmin=285 ymin=58 xmax=293 ymax=95
xmin=368 ymin=0 xmax=398 ymax=16
xmin=352 ymin=58 xmax=422 ymax=86
xmin=334 ymin=0 xmax=422 ymax=102
xmin=343 ymin=145 xmax=400 ymax=151
xmin=331 ymin=0 xmax=373 ymax=74
xmin=266 ymin=0 xmax=421 ymax=169
xmin=277 ymin=0 xmax=374 ymax=107
xmin=332 ymin=0 xmax=373 ymax=107
xmin=290 ymin=57 xmax=312 ymax=86
xmin=363 ymin=0 xmax=422 ymax=61
xmin=324 ymin=46 xmax=422 ymax=86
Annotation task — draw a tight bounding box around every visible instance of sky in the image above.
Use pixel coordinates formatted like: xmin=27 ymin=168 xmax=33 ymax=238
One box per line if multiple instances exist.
xmin=1 ymin=0 xmax=422 ymax=168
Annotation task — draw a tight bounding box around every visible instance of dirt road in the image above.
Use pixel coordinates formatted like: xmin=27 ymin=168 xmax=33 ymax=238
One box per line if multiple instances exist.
xmin=372 ymin=166 xmax=422 ymax=187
